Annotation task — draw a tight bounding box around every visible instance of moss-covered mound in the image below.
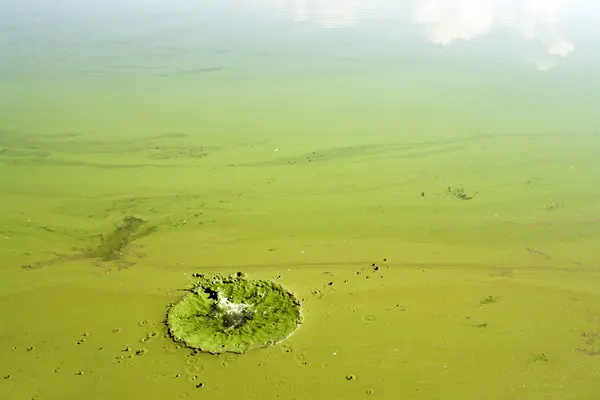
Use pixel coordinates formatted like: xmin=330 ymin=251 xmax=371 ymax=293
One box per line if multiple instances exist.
xmin=166 ymin=273 xmax=302 ymax=354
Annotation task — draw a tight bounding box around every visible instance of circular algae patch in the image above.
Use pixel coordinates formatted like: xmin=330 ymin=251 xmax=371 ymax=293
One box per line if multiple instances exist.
xmin=167 ymin=273 xmax=302 ymax=354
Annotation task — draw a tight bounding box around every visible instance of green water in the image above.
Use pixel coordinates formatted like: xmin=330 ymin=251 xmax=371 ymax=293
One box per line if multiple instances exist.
xmin=2 ymin=1 xmax=600 ymax=399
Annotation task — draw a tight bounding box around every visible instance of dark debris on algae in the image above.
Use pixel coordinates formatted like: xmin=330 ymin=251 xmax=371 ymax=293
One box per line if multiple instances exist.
xmin=20 ymin=215 xmax=157 ymax=270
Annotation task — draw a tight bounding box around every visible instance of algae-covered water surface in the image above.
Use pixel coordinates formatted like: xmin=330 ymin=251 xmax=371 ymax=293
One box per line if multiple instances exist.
xmin=2 ymin=1 xmax=600 ymax=399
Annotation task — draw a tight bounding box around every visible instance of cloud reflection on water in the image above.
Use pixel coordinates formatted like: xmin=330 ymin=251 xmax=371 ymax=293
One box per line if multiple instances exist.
xmin=414 ymin=0 xmax=494 ymax=45
xmin=258 ymin=0 xmax=364 ymax=28
xmin=414 ymin=0 xmax=575 ymax=71
xmin=252 ymin=0 xmax=580 ymax=70
xmin=414 ymin=0 xmax=574 ymax=70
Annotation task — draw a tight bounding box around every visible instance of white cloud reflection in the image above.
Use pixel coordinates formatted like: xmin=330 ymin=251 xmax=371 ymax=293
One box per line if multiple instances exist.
xmin=252 ymin=0 xmax=580 ymax=70
xmin=414 ymin=0 xmax=575 ymax=70
xmin=414 ymin=0 xmax=494 ymax=45
xmin=517 ymin=0 xmax=575 ymax=57
xmin=261 ymin=0 xmax=364 ymax=28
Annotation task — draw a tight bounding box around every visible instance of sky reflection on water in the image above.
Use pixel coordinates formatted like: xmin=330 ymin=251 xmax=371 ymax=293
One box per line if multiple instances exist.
xmin=249 ymin=0 xmax=599 ymax=71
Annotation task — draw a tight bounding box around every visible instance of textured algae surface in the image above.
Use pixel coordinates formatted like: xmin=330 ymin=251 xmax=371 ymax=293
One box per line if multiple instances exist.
xmin=167 ymin=273 xmax=302 ymax=354
xmin=81 ymin=215 xmax=157 ymax=261
xmin=2 ymin=3 xmax=600 ymax=399
xmin=2 ymin=126 xmax=600 ymax=400
xmin=19 ymin=215 xmax=158 ymax=270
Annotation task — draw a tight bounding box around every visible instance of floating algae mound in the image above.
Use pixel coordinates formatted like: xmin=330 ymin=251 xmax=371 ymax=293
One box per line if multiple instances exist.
xmin=167 ymin=273 xmax=302 ymax=354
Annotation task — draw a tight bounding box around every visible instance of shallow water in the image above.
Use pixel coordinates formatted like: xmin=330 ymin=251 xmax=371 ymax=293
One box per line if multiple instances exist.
xmin=1 ymin=1 xmax=600 ymax=399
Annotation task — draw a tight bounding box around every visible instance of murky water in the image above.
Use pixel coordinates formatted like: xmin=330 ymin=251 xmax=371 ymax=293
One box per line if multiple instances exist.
xmin=1 ymin=1 xmax=600 ymax=399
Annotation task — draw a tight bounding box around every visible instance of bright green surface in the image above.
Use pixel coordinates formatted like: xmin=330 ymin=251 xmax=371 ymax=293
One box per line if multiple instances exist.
xmin=2 ymin=1 xmax=600 ymax=399
xmin=167 ymin=274 xmax=302 ymax=354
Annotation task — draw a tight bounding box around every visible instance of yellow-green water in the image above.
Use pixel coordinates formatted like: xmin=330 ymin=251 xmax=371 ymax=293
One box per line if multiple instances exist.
xmin=2 ymin=1 xmax=600 ymax=399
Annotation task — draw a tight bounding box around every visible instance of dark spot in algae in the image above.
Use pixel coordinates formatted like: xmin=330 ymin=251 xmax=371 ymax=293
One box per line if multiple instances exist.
xmin=19 ymin=215 xmax=158 ymax=270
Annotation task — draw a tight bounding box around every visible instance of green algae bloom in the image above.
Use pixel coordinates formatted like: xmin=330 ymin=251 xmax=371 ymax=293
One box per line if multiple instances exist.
xmin=167 ymin=273 xmax=302 ymax=354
